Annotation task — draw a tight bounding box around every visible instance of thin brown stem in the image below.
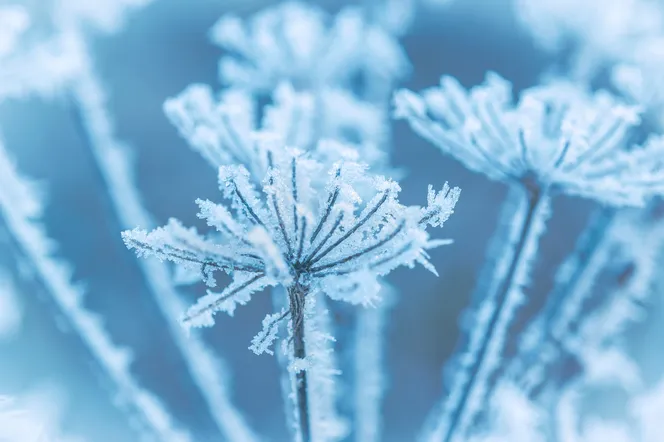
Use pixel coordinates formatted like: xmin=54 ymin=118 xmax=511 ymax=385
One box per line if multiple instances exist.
xmin=288 ymin=282 xmax=311 ymax=442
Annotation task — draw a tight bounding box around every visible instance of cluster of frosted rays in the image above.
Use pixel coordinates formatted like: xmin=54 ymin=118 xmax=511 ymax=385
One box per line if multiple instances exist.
xmin=123 ymin=150 xmax=459 ymax=334
xmin=0 ymin=138 xmax=190 ymax=441
xmin=164 ymin=78 xmax=394 ymax=177
xmin=210 ymin=1 xmax=409 ymax=99
xmin=68 ymin=51 xmax=259 ymax=442
xmin=515 ymin=0 xmax=664 ymax=79
xmin=352 ymin=286 xmax=394 ymax=442
xmin=395 ymin=73 xmax=664 ymax=207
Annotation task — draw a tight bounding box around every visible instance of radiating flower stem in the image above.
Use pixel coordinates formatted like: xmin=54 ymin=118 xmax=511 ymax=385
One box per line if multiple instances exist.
xmin=439 ymin=185 xmax=550 ymax=442
xmin=289 ymin=283 xmax=312 ymax=442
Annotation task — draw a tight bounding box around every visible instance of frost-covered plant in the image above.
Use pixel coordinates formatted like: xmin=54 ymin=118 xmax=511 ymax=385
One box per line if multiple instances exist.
xmin=123 ymin=143 xmax=459 ymax=441
xmin=164 ymin=82 xmax=393 ymax=176
xmin=396 ymin=72 xmax=664 ymax=442
xmin=210 ymin=1 xmax=409 ymax=98
xmin=516 ymin=0 xmax=664 ymax=79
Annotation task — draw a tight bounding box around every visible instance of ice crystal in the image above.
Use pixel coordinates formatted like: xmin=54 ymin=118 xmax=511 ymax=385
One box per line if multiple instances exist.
xmin=123 ymin=145 xmax=459 ymax=349
xmin=395 ymin=72 xmax=664 ymax=207
xmin=210 ymin=2 xmax=409 ymax=95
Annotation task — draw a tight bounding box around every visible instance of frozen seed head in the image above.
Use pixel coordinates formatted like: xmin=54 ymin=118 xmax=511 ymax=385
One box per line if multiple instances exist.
xmin=123 ymin=144 xmax=459 ymax=353
xmin=395 ymin=72 xmax=664 ymax=207
xmin=164 ymin=81 xmax=395 ymax=179
xmin=209 ymin=1 xmax=409 ymax=94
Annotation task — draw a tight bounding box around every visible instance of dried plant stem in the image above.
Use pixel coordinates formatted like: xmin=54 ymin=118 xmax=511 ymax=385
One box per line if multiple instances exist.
xmin=289 ymin=283 xmax=311 ymax=442
xmin=513 ymin=208 xmax=615 ymax=396
xmin=440 ymin=186 xmax=549 ymax=442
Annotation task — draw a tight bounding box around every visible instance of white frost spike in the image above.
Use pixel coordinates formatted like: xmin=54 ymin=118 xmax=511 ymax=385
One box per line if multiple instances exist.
xmin=0 ymin=138 xmax=191 ymax=442
xmin=250 ymin=309 xmax=288 ymax=355
xmin=184 ymin=273 xmax=273 ymax=327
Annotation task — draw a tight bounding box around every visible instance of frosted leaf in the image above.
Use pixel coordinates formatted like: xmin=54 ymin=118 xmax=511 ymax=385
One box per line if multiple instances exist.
xmin=125 ymin=143 xmax=458 ymax=349
xmin=396 ymin=73 xmax=664 ymax=207
xmin=209 ymin=2 xmax=409 ymax=94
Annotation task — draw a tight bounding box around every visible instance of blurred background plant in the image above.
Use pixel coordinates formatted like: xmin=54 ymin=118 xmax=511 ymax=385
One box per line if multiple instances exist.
xmin=1 ymin=0 xmax=664 ymax=441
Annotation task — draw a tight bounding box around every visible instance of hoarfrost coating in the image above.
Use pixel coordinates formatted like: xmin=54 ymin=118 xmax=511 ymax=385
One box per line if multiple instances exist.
xmin=123 ymin=144 xmax=460 ymax=348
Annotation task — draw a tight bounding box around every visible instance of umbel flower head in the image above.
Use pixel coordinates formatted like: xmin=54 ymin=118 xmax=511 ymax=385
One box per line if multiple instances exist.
xmin=122 ymin=145 xmax=460 ymax=354
xmin=209 ymin=1 xmax=409 ymax=94
xmin=395 ymin=72 xmax=664 ymax=207
xmin=164 ymin=81 xmax=394 ymax=178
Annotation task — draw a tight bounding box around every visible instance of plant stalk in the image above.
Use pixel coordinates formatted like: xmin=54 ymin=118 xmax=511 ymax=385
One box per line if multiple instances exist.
xmin=442 ymin=186 xmax=547 ymax=442
xmin=289 ymin=283 xmax=311 ymax=442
